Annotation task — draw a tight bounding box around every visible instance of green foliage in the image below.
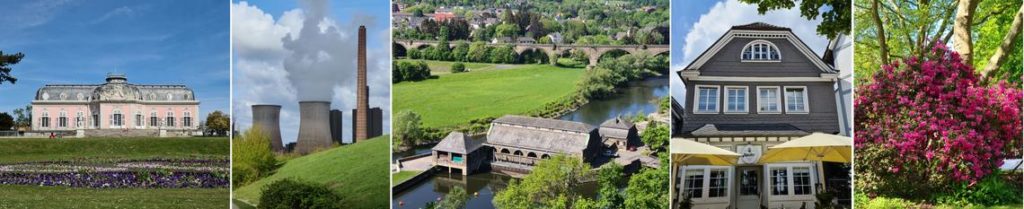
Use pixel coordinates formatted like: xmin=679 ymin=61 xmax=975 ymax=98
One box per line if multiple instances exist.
xmin=493 ymin=155 xmax=592 ymax=209
xmin=394 ymin=60 xmax=432 ymax=83
xmin=436 ymin=186 xmax=469 ymax=209
xmin=467 ymin=41 xmax=490 ymax=62
xmin=392 ymin=110 xmax=423 ymax=152
xmin=11 ymin=105 xmax=30 ymax=129
xmin=450 ymin=62 xmax=467 ymax=73
xmin=932 ymin=172 xmax=1023 ymax=207
xmin=658 ymin=96 xmax=670 ymax=114
xmin=597 ymin=163 xmax=625 ymax=209
xmin=232 ymin=127 xmax=278 ymax=187
xmin=860 ymin=196 xmax=918 ymax=209
xmin=641 ymin=123 xmax=669 ymax=152
xmin=489 ymin=45 xmax=517 ymax=64
xmin=258 ymin=178 xmax=343 ymax=209
xmin=205 ymin=110 xmax=230 ymax=136
xmin=0 ymin=50 xmax=24 ymax=85
xmin=740 ymin=0 xmax=850 ymax=39
xmin=0 ymin=184 xmax=227 ymax=209
xmin=972 ymin=0 xmax=1023 ymax=86
xmin=0 ymin=112 xmax=13 ymax=130
xmin=624 ymin=168 xmax=669 ymax=209
xmin=451 ymin=42 xmax=470 ymax=62
xmin=495 ymin=23 xmax=520 ymax=38
xmin=233 ymin=163 xmax=259 ymax=189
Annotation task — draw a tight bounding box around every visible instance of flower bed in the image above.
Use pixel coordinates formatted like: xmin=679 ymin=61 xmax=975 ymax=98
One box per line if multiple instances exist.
xmin=0 ymin=158 xmax=228 ymax=188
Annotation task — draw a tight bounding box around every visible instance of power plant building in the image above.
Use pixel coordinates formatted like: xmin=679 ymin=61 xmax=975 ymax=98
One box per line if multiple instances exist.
xmin=352 ymin=107 xmax=383 ymax=140
xmin=252 ymin=104 xmax=284 ymax=151
xmin=329 ymin=109 xmax=344 ymax=144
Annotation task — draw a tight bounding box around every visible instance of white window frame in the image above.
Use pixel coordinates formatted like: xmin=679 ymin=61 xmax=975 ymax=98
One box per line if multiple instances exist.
xmin=723 ymin=86 xmax=749 ymax=114
xmin=677 ymin=165 xmax=733 ymax=204
xmin=135 ymin=111 xmax=143 ymax=128
xmin=783 ymin=86 xmax=809 ymax=114
xmin=757 ymin=86 xmax=782 ymax=114
xmin=693 ymin=85 xmax=720 ymax=114
xmin=741 ymin=40 xmax=782 ymax=62
xmin=166 ymin=111 xmax=175 ymax=127
xmin=183 ymin=111 xmax=192 ymax=128
xmin=764 ymin=163 xmax=816 ymax=201
xmin=58 ymin=111 xmax=68 ymax=128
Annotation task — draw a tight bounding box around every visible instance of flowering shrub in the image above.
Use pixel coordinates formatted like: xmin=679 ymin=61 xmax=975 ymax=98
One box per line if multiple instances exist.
xmin=854 ymin=42 xmax=1022 ymax=197
xmin=0 ymin=158 xmax=229 ymax=188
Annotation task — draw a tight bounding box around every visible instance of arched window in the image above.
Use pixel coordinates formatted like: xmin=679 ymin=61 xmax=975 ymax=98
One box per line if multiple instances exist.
xmin=513 ymin=150 xmax=523 ymax=156
xmin=183 ymin=111 xmax=192 ymax=127
xmin=741 ymin=40 xmax=780 ymax=61
xmin=58 ymin=111 xmax=68 ymax=128
xmin=41 ymin=111 xmax=50 ymax=128
xmin=111 ymin=109 xmax=123 ymax=127
xmin=150 ymin=112 xmax=159 ymax=127
xmin=500 ymin=149 xmax=510 ymax=154
xmin=527 ymin=152 xmax=538 ymax=158
xmin=166 ymin=111 xmax=176 ymax=127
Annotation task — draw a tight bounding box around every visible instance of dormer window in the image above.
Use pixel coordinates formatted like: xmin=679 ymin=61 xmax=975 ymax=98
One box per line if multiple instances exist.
xmin=741 ymin=40 xmax=780 ymax=61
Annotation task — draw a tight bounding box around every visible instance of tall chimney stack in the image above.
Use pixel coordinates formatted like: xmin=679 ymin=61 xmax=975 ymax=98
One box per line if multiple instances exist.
xmin=355 ymin=25 xmax=369 ymax=142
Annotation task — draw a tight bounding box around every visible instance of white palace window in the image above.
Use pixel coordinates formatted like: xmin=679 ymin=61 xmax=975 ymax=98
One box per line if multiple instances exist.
xmin=166 ymin=111 xmax=175 ymax=127
xmin=183 ymin=111 xmax=192 ymax=127
xmin=58 ymin=111 xmax=68 ymax=128
xmin=111 ymin=109 xmax=123 ymax=127
xmin=741 ymin=40 xmax=781 ymax=61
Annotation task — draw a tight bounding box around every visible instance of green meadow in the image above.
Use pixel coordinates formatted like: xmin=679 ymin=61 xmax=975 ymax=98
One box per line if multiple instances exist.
xmin=398 ymin=59 xmax=501 ymax=75
xmin=0 ymin=185 xmax=228 ymax=209
xmin=232 ymin=135 xmax=390 ymax=209
xmin=393 ymin=63 xmax=583 ymax=128
xmin=0 ymin=137 xmax=229 ymax=163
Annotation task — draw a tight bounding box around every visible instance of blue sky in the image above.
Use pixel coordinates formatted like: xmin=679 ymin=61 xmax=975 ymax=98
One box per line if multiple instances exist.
xmin=670 ymin=0 xmax=829 ymax=102
xmin=0 ymin=0 xmax=229 ymax=118
xmin=232 ymin=0 xmax=392 ymax=144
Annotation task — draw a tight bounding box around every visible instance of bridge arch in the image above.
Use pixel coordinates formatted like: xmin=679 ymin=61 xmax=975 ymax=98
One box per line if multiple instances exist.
xmin=393 ymin=42 xmax=408 ymax=57
xmin=517 ymin=48 xmax=551 ymax=64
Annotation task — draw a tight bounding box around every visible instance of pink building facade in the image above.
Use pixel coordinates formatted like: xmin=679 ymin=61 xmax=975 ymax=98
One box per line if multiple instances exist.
xmin=31 ymin=74 xmax=200 ymax=133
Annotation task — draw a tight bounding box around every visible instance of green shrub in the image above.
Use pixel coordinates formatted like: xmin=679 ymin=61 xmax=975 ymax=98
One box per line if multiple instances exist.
xmin=451 ymin=62 xmax=466 ymax=73
xmin=232 ymin=126 xmax=278 ymax=186
xmin=232 ymin=163 xmax=259 ymax=188
xmin=862 ymin=197 xmax=917 ymax=209
xmin=259 ymin=178 xmax=343 ymax=209
xmin=933 ymin=171 xmax=1023 ymax=207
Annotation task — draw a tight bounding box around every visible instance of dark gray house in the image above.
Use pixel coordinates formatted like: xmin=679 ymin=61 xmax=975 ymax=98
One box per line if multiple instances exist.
xmin=675 ymin=22 xmax=843 ymax=209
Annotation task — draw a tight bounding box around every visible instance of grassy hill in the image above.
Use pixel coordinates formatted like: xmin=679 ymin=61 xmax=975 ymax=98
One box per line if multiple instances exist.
xmin=393 ymin=64 xmax=583 ymax=128
xmin=233 ymin=135 xmax=390 ymax=209
xmin=0 ymin=137 xmax=228 ymax=163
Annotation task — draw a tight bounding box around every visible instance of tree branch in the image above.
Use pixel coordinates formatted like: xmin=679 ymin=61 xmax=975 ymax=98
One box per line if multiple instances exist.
xmin=980 ymin=4 xmax=1023 ymax=83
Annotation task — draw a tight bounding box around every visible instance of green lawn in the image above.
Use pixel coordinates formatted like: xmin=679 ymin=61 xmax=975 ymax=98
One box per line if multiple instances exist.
xmin=391 ymin=170 xmax=422 ymax=186
xmin=233 ymin=135 xmax=389 ymax=209
xmin=0 ymin=185 xmax=227 ymax=209
xmin=398 ymin=59 xmax=499 ymax=75
xmin=394 ymin=63 xmax=583 ymax=128
xmin=0 ymin=137 xmax=229 ymax=163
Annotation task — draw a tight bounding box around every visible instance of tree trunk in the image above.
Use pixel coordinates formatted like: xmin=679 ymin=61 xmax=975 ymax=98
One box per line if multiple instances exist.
xmin=980 ymin=4 xmax=1024 ymax=83
xmin=953 ymin=0 xmax=980 ymax=64
xmin=872 ymin=0 xmax=891 ymax=64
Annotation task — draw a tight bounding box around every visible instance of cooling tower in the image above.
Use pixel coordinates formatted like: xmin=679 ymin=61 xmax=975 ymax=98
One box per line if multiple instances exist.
xmin=251 ymin=105 xmax=283 ymax=152
xmin=295 ymin=101 xmax=333 ymax=154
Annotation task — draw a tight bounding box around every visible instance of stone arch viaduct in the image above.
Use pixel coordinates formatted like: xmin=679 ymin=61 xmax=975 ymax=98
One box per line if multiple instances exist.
xmin=394 ymin=39 xmax=670 ymax=66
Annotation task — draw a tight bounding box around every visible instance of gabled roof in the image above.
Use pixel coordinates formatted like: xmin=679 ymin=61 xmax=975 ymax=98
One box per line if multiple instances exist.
xmin=487 ymin=115 xmax=595 ymax=154
xmin=730 ymin=22 xmax=790 ymax=31
xmin=433 ymin=131 xmax=485 ymax=154
xmin=682 ymin=22 xmax=836 ymax=74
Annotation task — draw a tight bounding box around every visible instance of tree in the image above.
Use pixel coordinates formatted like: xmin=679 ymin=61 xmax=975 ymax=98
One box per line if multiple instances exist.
xmin=0 ymin=112 xmax=13 ymax=131
xmin=467 ymin=41 xmax=490 ymax=62
xmin=495 ymin=23 xmax=520 ymax=38
xmin=205 ymin=110 xmax=230 ymax=136
xmin=393 ymin=110 xmax=422 ymax=152
xmin=740 ymin=0 xmax=850 ymax=38
xmin=953 ymin=0 xmax=980 ymax=65
xmin=597 ymin=163 xmax=624 ymax=209
xmin=978 ymin=3 xmax=1023 ymax=84
xmin=436 ymin=187 xmax=469 ymax=209
xmin=624 ymin=168 xmax=669 ymax=209
xmin=641 ymin=122 xmax=669 ymax=152
xmin=12 ymin=105 xmax=31 ymax=129
xmin=451 ymin=42 xmax=470 ymax=62
xmin=0 ymin=51 xmax=24 ymax=86
xmin=493 ymin=155 xmax=592 ymax=209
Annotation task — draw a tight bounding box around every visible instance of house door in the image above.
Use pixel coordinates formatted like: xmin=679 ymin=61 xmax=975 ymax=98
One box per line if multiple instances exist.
xmin=737 ymin=167 xmax=761 ymax=209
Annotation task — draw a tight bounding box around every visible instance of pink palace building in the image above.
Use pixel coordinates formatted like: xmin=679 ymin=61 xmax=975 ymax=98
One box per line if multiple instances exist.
xmin=31 ymin=73 xmax=200 ymax=137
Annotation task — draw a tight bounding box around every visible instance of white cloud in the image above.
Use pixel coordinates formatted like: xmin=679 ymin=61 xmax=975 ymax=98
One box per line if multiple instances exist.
xmin=90 ymin=6 xmax=135 ymax=24
xmin=231 ymin=1 xmax=390 ymax=144
xmin=0 ymin=0 xmax=75 ymax=29
xmin=672 ymin=0 xmax=830 ymax=103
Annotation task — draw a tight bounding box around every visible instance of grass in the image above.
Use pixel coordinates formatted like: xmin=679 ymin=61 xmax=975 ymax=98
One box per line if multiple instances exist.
xmin=233 ymin=135 xmax=390 ymax=209
xmin=393 ymin=63 xmax=583 ymax=128
xmin=0 ymin=137 xmax=229 ymax=163
xmin=0 ymin=185 xmax=228 ymax=209
xmin=391 ymin=170 xmax=422 ymax=186
xmin=398 ymin=59 xmax=499 ymax=75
